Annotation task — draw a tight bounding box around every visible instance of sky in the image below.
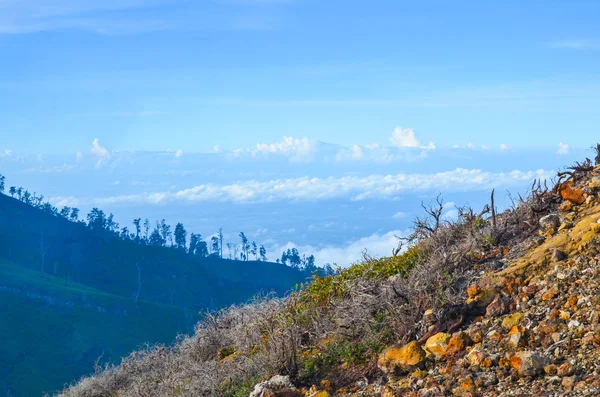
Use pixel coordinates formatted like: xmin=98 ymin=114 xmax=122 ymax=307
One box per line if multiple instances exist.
xmin=1 ymin=0 xmax=599 ymax=265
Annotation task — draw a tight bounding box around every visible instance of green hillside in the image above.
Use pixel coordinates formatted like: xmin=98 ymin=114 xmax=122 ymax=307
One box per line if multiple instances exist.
xmin=0 ymin=260 xmax=195 ymax=397
xmin=0 ymin=190 xmax=311 ymax=396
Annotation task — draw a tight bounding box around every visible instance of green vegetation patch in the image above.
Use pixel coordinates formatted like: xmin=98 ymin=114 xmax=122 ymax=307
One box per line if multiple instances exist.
xmin=297 ymin=245 xmax=422 ymax=307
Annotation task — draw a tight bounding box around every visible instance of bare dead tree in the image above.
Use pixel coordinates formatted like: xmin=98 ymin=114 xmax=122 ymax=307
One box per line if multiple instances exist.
xmin=411 ymin=193 xmax=445 ymax=241
xmin=491 ymin=189 xmax=497 ymax=228
xmin=392 ymin=237 xmax=404 ymax=257
xmin=557 ymin=158 xmax=594 ymax=185
xmin=595 ymin=144 xmax=600 ymax=166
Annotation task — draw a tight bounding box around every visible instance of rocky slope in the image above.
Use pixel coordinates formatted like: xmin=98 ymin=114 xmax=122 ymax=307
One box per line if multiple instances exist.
xmin=249 ymin=166 xmax=600 ymax=396
xmin=60 ymin=157 xmax=600 ymax=397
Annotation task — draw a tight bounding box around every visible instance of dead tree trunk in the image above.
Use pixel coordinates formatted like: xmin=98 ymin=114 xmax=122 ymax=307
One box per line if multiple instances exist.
xmin=491 ymin=189 xmax=497 ymax=228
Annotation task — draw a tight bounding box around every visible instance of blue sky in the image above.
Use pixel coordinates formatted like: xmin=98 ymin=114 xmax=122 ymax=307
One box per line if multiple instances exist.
xmin=1 ymin=0 xmax=599 ymax=265
xmin=2 ymin=0 xmax=600 ymax=153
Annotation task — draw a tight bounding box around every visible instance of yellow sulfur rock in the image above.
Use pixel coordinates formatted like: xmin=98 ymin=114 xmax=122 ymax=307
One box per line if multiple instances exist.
xmin=411 ymin=370 xmax=428 ymax=378
xmin=425 ymin=332 xmax=451 ymax=357
xmin=502 ymin=312 xmax=523 ymax=331
xmin=378 ymin=341 xmax=427 ymax=376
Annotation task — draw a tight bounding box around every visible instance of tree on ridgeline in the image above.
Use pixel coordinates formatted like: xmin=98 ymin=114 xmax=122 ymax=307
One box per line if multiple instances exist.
xmin=106 ymin=213 xmax=119 ymax=233
xmin=174 ymin=222 xmax=187 ymax=251
xmin=70 ymin=208 xmax=79 ymax=222
xmin=218 ymin=228 xmax=223 ymax=258
xmin=0 ymin=175 xmax=323 ymax=271
xmin=149 ymin=222 xmax=165 ymax=246
xmin=87 ymin=208 xmax=107 ymax=230
xmin=302 ymin=254 xmax=316 ymax=273
xmin=211 ymin=236 xmax=219 ymax=257
xmin=188 ymin=233 xmax=199 ymax=255
xmin=59 ymin=206 xmax=71 ymax=219
xmin=289 ymin=249 xmax=301 ymax=268
xmin=196 ymin=235 xmax=208 ymax=257
xmin=40 ymin=202 xmax=58 ymax=216
xmin=160 ymin=219 xmax=171 ymax=246
xmin=281 ymin=248 xmax=301 ymax=269
xmin=239 ymin=232 xmax=249 ymax=261
xmin=259 ymin=245 xmax=267 ymax=261
xmin=143 ymin=218 xmax=150 ymax=242
xmin=133 ymin=218 xmax=141 ymax=241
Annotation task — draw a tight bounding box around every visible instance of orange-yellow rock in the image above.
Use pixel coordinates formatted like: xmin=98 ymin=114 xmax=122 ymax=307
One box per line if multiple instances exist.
xmin=320 ymin=380 xmax=332 ymax=391
xmin=377 ymin=341 xmax=427 ymax=376
xmin=466 ymin=348 xmax=486 ymax=366
xmin=466 ymin=286 xmax=496 ymax=309
xmin=510 ymin=351 xmax=545 ymax=377
xmin=425 ymin=332 xmax=451 ymax=356
xmin=445 ymin=332 xmax=471 ymax=355
xmin=559 ymin=201 xmax=574 ymax=212
xmin=559 ymin=181 xmax=586 ymax=205
xmin=501 ymin=312 xmax=523 ymax=331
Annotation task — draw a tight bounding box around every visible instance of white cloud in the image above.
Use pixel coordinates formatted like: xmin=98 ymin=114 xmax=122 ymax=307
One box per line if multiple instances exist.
xmin=175 ymin=149 xmax=184 ymax=158
xmin=90 ymin=138 xmax=111 ymax=168
xmin=454 ymin=143 xmax=491 ymax=151
xmin=0 ymin=149 xmax=12 ymax=157
xmin=335 ymin=141 xmax=431 ymax=164
xmin=557 ymin=142 xmax=570 ymax=155
xmin=213 ymin=146 xmax=222 ymax=153
xmin=389 ymin=127 xmax=435 ymax=150
xmin=390 ymin=127 xmax=419 ymax=148
xmin=76 ymin=151 xmax=84 ymax=161
xmin=499 ymin=144 xmax=509 ymax=150
xmin=62 ymin=167 xmax=552 ymax=206
xmin=335 ymin=144 xmax=366 ymax=161
xmin=269 ymin=230 xmax=408 ymax=267
xmin=50 ymin=196 xmax=81 ymax=208
xmin=253 ymin=136 xmax=318 ymax=160
xmin=392 ymin=211 xmax=408 ymax=219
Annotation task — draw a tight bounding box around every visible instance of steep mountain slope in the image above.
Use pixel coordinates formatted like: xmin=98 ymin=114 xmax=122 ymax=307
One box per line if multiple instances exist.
xmin=0 ymin=192 xmax=311 ymax=397
xmin=59 ymin=155 xmax=600 ymax=396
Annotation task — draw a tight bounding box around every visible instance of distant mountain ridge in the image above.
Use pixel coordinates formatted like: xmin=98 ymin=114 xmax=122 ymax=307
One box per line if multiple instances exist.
xmin=0 ymin=192 xmax=311 ymax=309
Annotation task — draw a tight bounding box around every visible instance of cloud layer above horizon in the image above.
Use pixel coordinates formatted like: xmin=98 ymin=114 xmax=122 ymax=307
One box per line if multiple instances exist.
xmin=0 ymin=129 xmax=591 ymax=266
